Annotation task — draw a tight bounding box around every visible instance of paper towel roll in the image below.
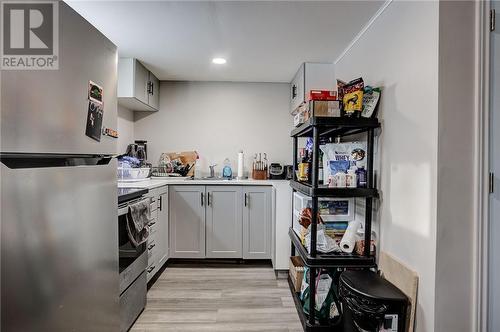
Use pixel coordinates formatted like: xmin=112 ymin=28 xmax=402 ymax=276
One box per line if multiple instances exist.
xmin=340 ymin=221 xmax=360 ymax=253
xmin=237 ymin=150 xmax=244 ymax=179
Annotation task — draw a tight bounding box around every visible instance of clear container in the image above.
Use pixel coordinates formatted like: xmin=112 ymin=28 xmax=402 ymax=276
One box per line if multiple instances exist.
xmin=117 ymin=167 xmax=151 ymax=182
xmin=293 ymin=191 xmax=355 ymax=221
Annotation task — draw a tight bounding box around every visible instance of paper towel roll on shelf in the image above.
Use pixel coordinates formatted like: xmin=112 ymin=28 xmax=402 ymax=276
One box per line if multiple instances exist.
xmin=237 ymin=150 xmax=244 ymax=179
xmin=340 ymin=220 xmax=361 ymax=253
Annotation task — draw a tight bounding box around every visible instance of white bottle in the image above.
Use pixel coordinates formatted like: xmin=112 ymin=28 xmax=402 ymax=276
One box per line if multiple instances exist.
xmin=347 ymin=169 xmax=357 ymax=188
xmin=328 ymin=174 xmax=336 ymax=188
xmin=194 ymin=163 xmax=202 ymax=178
xmin=237 ymin=150 xmax=244 ymax=179
xmin=335 ymin=172 xmax=346 ymax=188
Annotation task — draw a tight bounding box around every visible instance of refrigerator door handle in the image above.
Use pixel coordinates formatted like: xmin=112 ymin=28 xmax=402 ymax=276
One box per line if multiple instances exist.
xmin=0 ymin=153 xmax=113 ymax=169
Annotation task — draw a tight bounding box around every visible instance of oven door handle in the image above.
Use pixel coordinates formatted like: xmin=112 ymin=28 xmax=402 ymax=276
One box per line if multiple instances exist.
xmin=118 ymin=197 xmax=151 ymax=217
xmin=118 ymin=206 xmax=129 ymax=216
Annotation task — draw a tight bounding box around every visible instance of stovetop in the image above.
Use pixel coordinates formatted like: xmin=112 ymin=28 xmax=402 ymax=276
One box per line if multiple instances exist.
xmin=118 ymin=187 xmax=149 ymax=204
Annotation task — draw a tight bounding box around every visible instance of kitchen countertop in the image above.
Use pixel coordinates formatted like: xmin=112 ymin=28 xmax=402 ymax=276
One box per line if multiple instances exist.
xmin=117 ymin=178 xmax=289 ymax=189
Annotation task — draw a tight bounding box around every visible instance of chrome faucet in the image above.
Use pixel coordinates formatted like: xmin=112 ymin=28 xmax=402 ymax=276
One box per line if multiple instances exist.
xmin=208 ymin=164 xmax=217 ymax=178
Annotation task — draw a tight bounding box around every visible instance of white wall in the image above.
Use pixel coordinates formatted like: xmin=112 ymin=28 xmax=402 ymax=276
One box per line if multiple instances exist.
xmin=134 ymin=81 xmax=292 ymax=176
xmin=335 ymin=2 xmax=439 ymax=331
xmin=490 ymin=1 xmax=500 ymax=330
xmin=435 ymin=1 xmax=476 ymax=331
xmin=117 ymin=104 xmax=135 ymax=155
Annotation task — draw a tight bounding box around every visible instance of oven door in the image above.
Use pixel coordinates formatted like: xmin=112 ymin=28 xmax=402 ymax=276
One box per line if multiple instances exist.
xmin=118 ymin=200 xmax=149 ymax=294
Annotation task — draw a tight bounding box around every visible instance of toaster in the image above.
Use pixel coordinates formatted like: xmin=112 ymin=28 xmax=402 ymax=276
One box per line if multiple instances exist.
xmin=269 ymin=163 xmax=286 ymax=180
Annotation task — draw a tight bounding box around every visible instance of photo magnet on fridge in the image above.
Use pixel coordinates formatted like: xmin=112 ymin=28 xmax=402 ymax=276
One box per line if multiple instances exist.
xmin=85 ymin=100 xmax=103 ymax=141
xmin=88 ymin=81 xmax=103 ymax=105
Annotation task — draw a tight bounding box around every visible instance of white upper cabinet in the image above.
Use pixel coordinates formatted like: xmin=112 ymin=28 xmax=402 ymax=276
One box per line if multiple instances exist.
xmin=118 ymin=58 xmax=160 ymax=112
xmin=290 ymin=62 xmax=335 ymax=114
xmin=148 ymin=71 xmax=160 ymax=111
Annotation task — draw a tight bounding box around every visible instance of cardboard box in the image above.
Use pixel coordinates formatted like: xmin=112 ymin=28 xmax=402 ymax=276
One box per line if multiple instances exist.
xmin=308 ymin=100 xmax=341 ymax=117
xmin=308 ymin=90 xmax=337 ymax=101
xmin=289 ymin=256 xmax=305 ymax=293
xmin=158 ymin=151 xmax=198 ymax=177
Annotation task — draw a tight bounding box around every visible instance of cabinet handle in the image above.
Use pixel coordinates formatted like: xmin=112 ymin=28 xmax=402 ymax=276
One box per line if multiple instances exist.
xmin=148 ymin=243 xmax=156 ymax=250
xmin=207 ymin=192 xmax=211 ymax=206
xmin=147 ymin=266 xmax=155 ymax=273
xmin=147 ymin=81 xmax=151 ymax=94
xmin=159 ymin=196 xmax=162 ymax=211
xmin=201 ymin=192 xmax=204 ymax=206
xmin=244 ymin=193 xmax=248 ymax=207
xmin=151 ymin=82 xmax=154 ymax=95
xmin=292 ymin=84 xmax=297 ymax=99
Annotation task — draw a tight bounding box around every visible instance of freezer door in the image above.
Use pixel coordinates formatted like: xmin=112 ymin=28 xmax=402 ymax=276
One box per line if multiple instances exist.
xmin=0 ymin=2 xmax=117 ymax=155
xmin=1 ymin=159 xmax=119 ymax=332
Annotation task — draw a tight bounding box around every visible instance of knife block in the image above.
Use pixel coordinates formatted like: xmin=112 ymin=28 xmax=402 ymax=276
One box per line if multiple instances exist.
xmin=252 ymin=168 xmax=268 ymax=180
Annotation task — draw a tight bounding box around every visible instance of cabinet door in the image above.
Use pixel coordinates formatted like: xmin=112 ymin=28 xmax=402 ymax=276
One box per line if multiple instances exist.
xmin=303 ymin=63 xmax=335 ymax=97
xmin=157 ymin=190 xmax=169 ymax=266
xmin=133 ymin=59 xmax=149 ymax=105
xmin=290 ymin=63 xmax=305 ymax=113
xmin=206 ymin=186 xmax=242 ymax=258
xmin=148 ymin=72 xmax=160 ymax=110
xmin=169 ymin=186 xmax=206 ymax=258
xmin=146 ymin=208 xmax=159 ymax=282
xmin=242 ymin=186 xmax=272 ymax=259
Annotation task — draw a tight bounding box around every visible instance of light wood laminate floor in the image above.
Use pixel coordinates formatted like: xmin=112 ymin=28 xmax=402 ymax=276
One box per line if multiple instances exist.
xmin=131 ymin=264 xmax=303 ymax=332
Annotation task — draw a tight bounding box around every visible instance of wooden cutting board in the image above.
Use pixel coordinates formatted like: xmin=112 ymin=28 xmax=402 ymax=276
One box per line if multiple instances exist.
xmin=159 ymin=151 xmax=198 ymax=177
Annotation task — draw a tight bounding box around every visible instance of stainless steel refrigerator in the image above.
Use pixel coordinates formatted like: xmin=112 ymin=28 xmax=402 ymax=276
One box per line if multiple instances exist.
xmin=1 ymin=2 xmax=119 ymax=331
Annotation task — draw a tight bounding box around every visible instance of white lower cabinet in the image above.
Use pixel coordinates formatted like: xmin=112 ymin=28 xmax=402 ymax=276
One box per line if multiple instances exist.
xmin=169 ymin=186 xmax=206 ymax=258
xmin=146 ymin=185 xmax=169 ymax=282
xmin=243 ymin=186 xmax=272 ymax=259
xmin=206 ymin=186 xmax=243 ymax=258
xmin=169 ymin=185 xmax=272 ymax=260
xmin=136 ymin=184 xmax=274 ymax=283
xmin=157 ymin=190 xmax=169 ymax=265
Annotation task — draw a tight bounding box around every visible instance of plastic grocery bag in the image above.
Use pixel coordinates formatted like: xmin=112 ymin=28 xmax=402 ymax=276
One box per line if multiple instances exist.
xmin=301 ymin=268 xmax=342 ymax=324
xmin=304 ymin=225 xmax=341 ymax=254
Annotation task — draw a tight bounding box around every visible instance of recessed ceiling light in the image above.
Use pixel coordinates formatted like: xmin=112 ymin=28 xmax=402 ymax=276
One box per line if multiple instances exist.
xmin=212 ymin=57 xmax=227 ymax=65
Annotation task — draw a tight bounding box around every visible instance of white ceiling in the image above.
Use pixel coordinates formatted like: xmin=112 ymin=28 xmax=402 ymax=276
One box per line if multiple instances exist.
xmin=67 ymin=1 xmax=384 ymax=82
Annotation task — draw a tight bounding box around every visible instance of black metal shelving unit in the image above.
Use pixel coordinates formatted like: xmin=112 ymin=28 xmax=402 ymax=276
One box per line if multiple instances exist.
xmin=290 ymin=180 xmax=379 ymax=198
xmin=289 ymin=116 xmax=380 ymax=331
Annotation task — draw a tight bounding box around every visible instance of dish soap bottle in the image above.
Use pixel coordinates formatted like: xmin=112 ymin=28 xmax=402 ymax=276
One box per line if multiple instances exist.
xmin=222 ymin=158 xmax=233 ymax=179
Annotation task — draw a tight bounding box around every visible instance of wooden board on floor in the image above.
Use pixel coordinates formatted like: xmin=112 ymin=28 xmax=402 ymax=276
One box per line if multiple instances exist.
xmin=378 ymin=251 xmax=419 ymax=332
